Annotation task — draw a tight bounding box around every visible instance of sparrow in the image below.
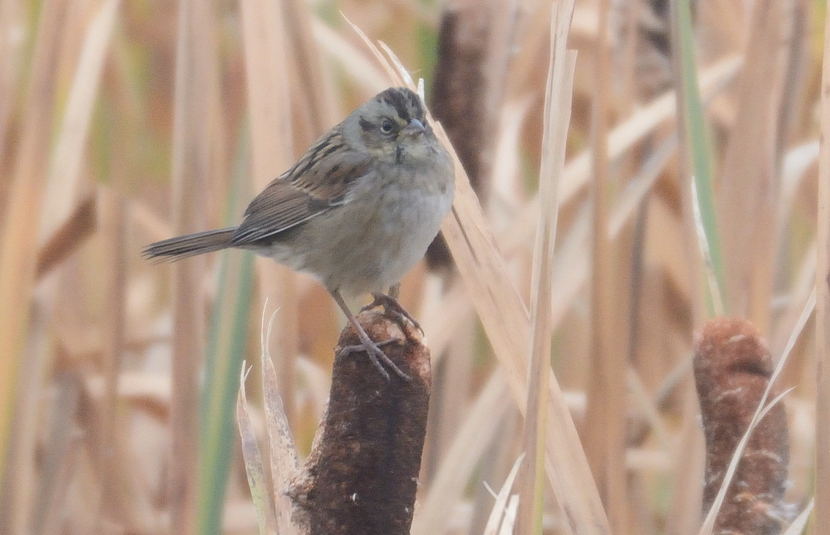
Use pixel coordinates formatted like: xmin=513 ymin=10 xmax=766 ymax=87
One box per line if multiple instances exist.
xmin=145 ymin=87 xmax=455 ymax=380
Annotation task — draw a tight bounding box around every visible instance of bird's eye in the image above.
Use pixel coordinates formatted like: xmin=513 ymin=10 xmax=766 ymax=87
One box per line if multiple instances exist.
xmin=380 ymin=119 xmax=395 ymax=134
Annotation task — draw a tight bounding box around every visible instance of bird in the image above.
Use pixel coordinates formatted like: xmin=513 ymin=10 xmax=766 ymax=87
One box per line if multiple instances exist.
xmin=145 ymin=87 xmax=455 ymax=380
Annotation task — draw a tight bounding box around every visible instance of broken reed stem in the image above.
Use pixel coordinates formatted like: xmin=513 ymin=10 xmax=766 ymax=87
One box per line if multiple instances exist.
xmin=815 ymin=0 xmax=830 ymax=528
xmin=694 ymin=318 xmax=789 ymax=534
xmin=286 ymin=310 xmax=430 ymax=535
xmin=35 ymin=194 xmax=96 ymax=279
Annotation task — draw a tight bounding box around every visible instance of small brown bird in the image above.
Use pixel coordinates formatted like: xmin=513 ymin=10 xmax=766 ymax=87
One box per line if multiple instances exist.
xmin=145 ymin=87 xmax=455 ymax=380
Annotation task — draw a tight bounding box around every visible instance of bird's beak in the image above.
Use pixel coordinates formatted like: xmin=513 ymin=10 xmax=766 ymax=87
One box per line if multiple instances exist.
xmin=401 ymin=118 xmax=425 ymax=137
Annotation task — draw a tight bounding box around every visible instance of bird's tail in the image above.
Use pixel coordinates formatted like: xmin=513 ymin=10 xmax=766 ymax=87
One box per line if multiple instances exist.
xmin=144 ymin=227 xmax=236 ymax=261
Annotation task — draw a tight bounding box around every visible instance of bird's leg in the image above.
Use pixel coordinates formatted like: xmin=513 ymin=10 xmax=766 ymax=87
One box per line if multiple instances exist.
xmin=330 ymin=289 xmax=410 ymax=381
xmin=359 ymin=286 xmax=423 ymax=333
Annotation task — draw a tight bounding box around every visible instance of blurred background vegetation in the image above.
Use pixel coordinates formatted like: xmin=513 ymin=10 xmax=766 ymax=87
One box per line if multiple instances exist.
xmin=0 ymin=0 xmax=825 ymax=533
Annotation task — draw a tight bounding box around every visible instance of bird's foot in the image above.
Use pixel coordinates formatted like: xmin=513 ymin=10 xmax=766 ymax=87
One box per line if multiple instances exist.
xmin=361 ymin=292 xmax=423 ymax=334
xmin=336 ymin=339 xmax=410 ymax=382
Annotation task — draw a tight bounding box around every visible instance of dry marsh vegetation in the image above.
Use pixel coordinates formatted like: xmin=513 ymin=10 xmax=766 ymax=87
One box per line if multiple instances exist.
xmin=0 ymin=0 xmax=826 ymax=533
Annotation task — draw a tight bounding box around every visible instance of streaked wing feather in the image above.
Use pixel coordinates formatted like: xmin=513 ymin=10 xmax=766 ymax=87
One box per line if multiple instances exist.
xmin=231 ymin=131 xmax=372 ymax=246
xmin=230 ymin=186 xmax=321 ymax=245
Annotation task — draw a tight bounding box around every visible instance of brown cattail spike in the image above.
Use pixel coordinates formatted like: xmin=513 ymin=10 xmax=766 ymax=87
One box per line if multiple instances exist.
xmin=694 ymin=318 xmax=790 ymax=534
xmin=287 ymin=309 xmax=430 ymax=535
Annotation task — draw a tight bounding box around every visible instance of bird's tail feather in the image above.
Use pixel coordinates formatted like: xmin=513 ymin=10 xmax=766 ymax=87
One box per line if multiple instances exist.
xmin=144 ymin=227 xmax=236 ymax=260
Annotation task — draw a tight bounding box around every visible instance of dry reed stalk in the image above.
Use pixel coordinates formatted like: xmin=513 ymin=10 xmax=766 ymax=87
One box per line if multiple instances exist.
xmin=416 ymin=282 xmax=470 ymax=364
xmin=32 ymin=372 xmax=83 ymax=535
xmin=609 ymin=135 xmax=678 ymax=236
xmin=627 ymin=260 xmax=674 ymax=397
xmin=417 ymin=277 xmax=467 ymax=481
xmin=783 ymin=500 xmax=813 ymax=535
xmin=559 ymin=55 xmax=738 ymax=206
xmin=2 ymin=305 xmax=54 ymax=535
xmin=773 ymin=242 xmax=816 ymax=389
xmin=0 ymin=0 xmax=22 ymax=169
xmin=96 ymin=186 xmax=128 ymax=526
xmin=75 ymin=361 xmax=157 ymax=533
xmin=83 ymin=371 xmax=171 ymax=419
xmin=39 ymin=0 xmax=122 ymax=524
xmin=421 ymin=311 xmax=472 ymax=482
xmin=815 ymin=2 xmax=830 ymax=527
xmin=488 ymin=97 xmax=532 ymax=228
xmin=40 ymin=0 xmax=120 ymax=242
xmin=2 ymin=0 xmax=117 ymax=526
xmin=282 ymin=0 xmax=335 ymax=135
xmin=503 ymin=0 xmax=557 ymax=99
xmin=517 ymin=5 xmax=576 ymax=531
xmin=168 ymin=0 xmax=213 ymax=530
xmin=286 ymin=310 xmax=430 ymax=535
xmin=614 ymin=0 xmax=640 ymax=105
xmin=694 ymin=319 xmax=790 ymax=534
xmin=698 ymin=0 xmax=745 ymax=56
xmin=717 ymin=0 xmax=786 ymax=330
xmin=626 ymin=365 xmax=672 ymax=451
xmin=775 ymin=2 xmax=810 ymax=159
xmin=481 ymin=455 xmax=524 ymax=534
xmin=503 ymin=137 xmax=675 ymax=354
xmin=472 ymin=411 xmax=521 ymax=534
xmin=0 ymin=0 xmax=66 ymax=495
xmin=411 ymin=372 xmax=511 ymax=535
xmin=664 ymin=372 xmax=706 ymax=535
xmin=583 ymin=0 xmax=630 ymax=531
xmin=618 ymin=0 xmax=697 ymax=100
xmin=310 ymin=21 xmax=389 ymax=93
xmin=239 ymin=0 xmax=298 ymax=424
xmin=238 ymin=0 xmax=293 ymax=184
xmin=501 ymin=56 xmax=740 ymax=260
xmin=647 ymin=198 xmax=697 ymax=317
xmin=53 ymin=0 xmax=89 ymax=85
xmin=36 ymin=194 xmax=97 ymax=278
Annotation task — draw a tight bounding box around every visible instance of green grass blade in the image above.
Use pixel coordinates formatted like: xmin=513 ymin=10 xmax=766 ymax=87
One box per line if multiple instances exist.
xmin=198 ymin=130 xmax=255 ymax=535
xmin=673 ymin=0 xmax=726 ymax=315
xmin=199 ymin=252 xmax=255 ymax=535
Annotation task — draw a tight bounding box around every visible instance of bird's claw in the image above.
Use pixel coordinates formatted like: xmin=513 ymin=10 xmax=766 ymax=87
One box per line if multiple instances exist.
xmin=336 ymin=338 xmax=410 ymax=381
xmin=361 ymin=293 xmax=423 ymax=334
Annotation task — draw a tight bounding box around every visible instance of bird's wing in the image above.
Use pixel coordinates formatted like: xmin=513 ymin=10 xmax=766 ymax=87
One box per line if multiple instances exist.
xmin=230 ymin=132 xmax=372 ymax=246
